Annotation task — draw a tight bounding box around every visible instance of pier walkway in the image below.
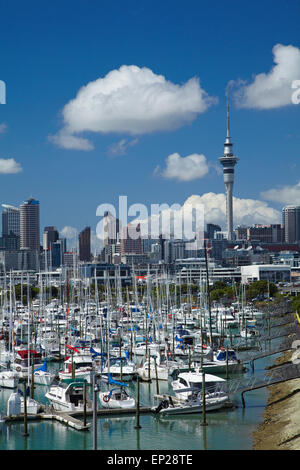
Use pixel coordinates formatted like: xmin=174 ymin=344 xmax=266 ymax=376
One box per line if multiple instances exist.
xmin=3 ymin=406 xmax=153 ymax=431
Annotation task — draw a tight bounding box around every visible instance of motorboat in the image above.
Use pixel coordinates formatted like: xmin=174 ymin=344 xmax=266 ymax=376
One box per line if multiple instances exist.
xmin=45 ymin=378 xmax=93 ymax=412
xmin=171 ymin=370 xmax=226 ymax=401
xmin=99 ymin=387 xmax=135 ymax=409
xmin=152 ymin=391 xmax=229 ymax=415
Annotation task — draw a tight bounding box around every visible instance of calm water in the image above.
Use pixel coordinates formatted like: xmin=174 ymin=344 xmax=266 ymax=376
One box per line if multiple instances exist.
xmin=0 ymin=352 xmax=278 ymax=450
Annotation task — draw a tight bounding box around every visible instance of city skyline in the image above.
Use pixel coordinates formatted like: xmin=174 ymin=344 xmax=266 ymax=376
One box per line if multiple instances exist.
xmin=0 ymin=0 xmax=299 ymax=251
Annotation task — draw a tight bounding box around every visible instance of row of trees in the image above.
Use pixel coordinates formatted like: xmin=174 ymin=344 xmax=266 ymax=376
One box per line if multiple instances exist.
xmin=1 ymin=279 xmax=280 ymax=306
xmin=209 ymin=280 xmax=278 ymax=304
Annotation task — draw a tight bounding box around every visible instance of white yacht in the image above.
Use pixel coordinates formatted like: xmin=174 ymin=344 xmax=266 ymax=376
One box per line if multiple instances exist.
xmin=171 ymin=370 xmax=226 ymax=401
xmin=45 ymin=378 xmax=93 ymax=412
xmin=33 ymin=360 xmax=55 ymax=386
xmin=152 ymin=391 xmax=229 ymax=415
xmin=7 ymin=390 xmax=41 ymax=414
xmin=58 ymin=352 xmax=93 ymax=383
xmin=99 ymin=387 xmax=135 ymax=409
xmin=11 ymin=349 xmax=44 ymax=379
xmin=136 ymin=357 xmax=169 ymax=381
xmin=0 ymin=364 xmax=19 ymax=388
xmin=193 ymin=348 xmax=244 ymax=374
xmin=132 ymin=342 xmax=165 ymax=357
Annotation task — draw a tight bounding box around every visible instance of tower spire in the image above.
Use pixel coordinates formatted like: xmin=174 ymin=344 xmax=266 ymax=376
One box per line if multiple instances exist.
xmin=226 ymin=91 xmax=230 ymax=138
xmin=219 ymin=95 xmax=239 ymax=241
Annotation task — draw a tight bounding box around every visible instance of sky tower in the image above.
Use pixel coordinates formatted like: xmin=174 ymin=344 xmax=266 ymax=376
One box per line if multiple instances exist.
xmin=219 ymin=94 xmax=239 ymax=241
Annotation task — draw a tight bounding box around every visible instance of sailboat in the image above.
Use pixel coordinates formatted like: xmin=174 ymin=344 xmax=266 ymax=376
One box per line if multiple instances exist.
xmin=11 ymin=349 xmax=44 ymax=379
xmin=101 ymin=356 xmax=137 ymax=382
xmin=58 ymin=346 xmax=93 ymax=383
xmin=99 ymin=374 xmax=135 ymax=409
xmin=136 ymin=354 xmax=170 ymax=381
xmin=33 ymin=359 xmax=55 ymax=386
xmin=0 ymin=363 xmax=19 ymax=388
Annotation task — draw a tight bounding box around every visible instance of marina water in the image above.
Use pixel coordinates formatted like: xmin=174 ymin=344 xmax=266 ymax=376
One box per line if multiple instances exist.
xmin=0 ymin=354 xmax=278 ymax=450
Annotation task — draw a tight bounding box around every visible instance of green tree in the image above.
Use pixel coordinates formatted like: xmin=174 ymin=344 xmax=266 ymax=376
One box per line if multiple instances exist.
xmin=246 ymin=280 xmax=277 ymax=301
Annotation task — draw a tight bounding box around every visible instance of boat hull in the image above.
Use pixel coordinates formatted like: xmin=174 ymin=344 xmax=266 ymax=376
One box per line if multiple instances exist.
xmin=99 ymin=393 xmax=135 ymax=409
xmin=156 ymin=396 xmax=229 ymax=415
xmin=45 ymin=395 xmax=93 ymax=412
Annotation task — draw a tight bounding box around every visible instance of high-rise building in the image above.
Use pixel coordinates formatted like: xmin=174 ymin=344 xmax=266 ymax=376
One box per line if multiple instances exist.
xmin=219 ymin=96 xmax=239 ymax=241
xmin=235 ymin=226 xmax=247 ymax=240
xmin=121 ymin=223 xmax=142 ymax=255
xmin=79 ymin=226 xmax=91 ymax=261
xmin=103 ymin=211 xmax=120 ymax=246
xmin=282 ymin=206 xmax=300 ymax=243
xmin=247 ymin=224 xmax=284 ymax=243
xmin=0 ymin=233 xmax=20 ymax=250
xmin=143 ymin=237 xmax=160 ymax=253
xmin=2 ymin=204 xmax=20 ymax=236
xmin=20 ymin=198 xmax=40 ymax=250
xmin=51 ymin=239 xmax=66 ymax=268
xmin=43 ymin=226 xmax=59 ymax=250
xmin=207 ymin=223 xmax=221 ymax=240
xmin=164 ymin=239 xmax=185 ymax=263
xmin=63 ymin=251 xmax=77 ymax=267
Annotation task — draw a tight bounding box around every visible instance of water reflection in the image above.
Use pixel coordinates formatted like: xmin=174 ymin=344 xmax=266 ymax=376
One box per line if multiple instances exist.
xmin=0 ymin=349 xmax=279 ymax=450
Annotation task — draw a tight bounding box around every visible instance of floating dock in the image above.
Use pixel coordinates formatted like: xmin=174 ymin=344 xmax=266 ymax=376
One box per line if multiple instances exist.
xmin=2 ymin=405 xmax=153 ymax=431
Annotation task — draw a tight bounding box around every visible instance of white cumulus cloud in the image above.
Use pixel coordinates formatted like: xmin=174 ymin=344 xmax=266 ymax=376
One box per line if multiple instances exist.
xmin=158 ymin=152 xmax=210 ymax=181
xmin=261 ymin=181 xmax=300 ymax=205
xmin=233 ymin=44 xmax=300 ymax=109
xmin=107 ymin=138 xmax=139 ymax=157
xmin=50 ymin=65 xmax=217 ymax=150
xmin=131 ymin=193 xmax=280 ymax=240
xmin=185 ymin=193 xmax=281 ymax=227
xmin=60 ymin=226 xmax=103 ymax=254
xmin=49 ymin=131 xmax=94 ymax=151
xmin=60 ymin=226 xmax=78 ymax=239
xmin=0 ymin=158 xmax=22 ymax=174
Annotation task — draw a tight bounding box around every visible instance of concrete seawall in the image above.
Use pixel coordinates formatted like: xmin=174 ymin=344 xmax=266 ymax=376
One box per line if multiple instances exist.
xmin=253 ymin=351 xmax=300 ymax=450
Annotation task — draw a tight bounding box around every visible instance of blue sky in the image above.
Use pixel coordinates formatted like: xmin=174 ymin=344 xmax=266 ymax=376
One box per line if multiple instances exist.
xmin=0 ymin=0 xmax=299 ymax=249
